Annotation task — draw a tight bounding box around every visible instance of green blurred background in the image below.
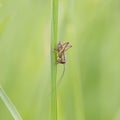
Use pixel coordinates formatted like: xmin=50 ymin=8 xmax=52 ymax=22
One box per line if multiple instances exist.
xmin=0 ymin=0 xmax=120 ymax=120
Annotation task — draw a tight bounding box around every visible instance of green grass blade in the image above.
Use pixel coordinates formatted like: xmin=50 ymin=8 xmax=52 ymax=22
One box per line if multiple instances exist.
xmin=51 ymin=0 xmax=58 ymax=119
xmin=0 ymin=87 xmax=23 ymax=120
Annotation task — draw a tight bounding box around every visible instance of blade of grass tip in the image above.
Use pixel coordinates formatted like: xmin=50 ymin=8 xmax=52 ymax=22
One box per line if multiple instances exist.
xmin=51 ymin=0 xmax=58 ymax=119
xmin=0 ymin=86 xmax=23 ymax=120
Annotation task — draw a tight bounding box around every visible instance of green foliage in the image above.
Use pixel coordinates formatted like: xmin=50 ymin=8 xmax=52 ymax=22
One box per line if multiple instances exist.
xmin=0 ymin=0 xmax=120 ymax=120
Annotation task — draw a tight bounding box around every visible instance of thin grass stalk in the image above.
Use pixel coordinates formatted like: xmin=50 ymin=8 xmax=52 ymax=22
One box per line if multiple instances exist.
xmin=0 ymin=86 xmax=23 ymax=120
xmin=51 ymin=0 xmax=58 ymax=120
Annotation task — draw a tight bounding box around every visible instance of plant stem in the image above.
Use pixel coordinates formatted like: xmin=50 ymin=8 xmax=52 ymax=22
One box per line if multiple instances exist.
xmin=0 ymin=86 xmax=23 ymax=120
xmin=51 ymin=0 xmax=58 ymax=120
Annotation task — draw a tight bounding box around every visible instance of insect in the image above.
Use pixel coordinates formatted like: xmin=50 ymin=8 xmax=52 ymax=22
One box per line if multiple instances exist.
xmin=55 ymin=41 xmax=72 ymax=64
xmin=54 ymin=41 xmax=72 ymax=86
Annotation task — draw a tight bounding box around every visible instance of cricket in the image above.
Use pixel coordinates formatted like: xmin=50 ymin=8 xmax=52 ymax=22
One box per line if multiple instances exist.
xmin=55 ymin=41 xmax=72 ymax=86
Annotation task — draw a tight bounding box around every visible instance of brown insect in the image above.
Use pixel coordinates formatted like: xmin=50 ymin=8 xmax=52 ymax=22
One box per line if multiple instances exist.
xmin=54 ymin=41 xmax=72 ymax=86
xmin=55 ymin=41 xmax=72 ymax=64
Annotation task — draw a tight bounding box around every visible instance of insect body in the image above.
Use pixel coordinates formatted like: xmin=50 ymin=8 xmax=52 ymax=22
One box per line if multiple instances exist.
xmin=55 ymin=41 xmax=72 ymax=86
xmin=55 ymin=41 xmax=72 ymax=64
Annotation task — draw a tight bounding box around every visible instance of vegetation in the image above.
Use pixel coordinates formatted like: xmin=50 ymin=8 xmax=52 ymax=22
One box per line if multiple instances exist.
xmin=0 ymin=0 xmax=120 ymax=120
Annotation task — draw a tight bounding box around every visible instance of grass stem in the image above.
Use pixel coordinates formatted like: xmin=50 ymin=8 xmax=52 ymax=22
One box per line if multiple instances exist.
xmin=51 ymin=0 xmax=58 ymax=120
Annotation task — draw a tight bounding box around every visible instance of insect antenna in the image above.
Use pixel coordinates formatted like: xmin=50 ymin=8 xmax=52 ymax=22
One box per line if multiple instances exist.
xmin=56 ymin=64 xmax=65 ymax=88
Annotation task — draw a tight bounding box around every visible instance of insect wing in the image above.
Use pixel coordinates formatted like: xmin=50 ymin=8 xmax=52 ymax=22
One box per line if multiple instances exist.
xmin=64 ymin=44 xmax=72 ymax=52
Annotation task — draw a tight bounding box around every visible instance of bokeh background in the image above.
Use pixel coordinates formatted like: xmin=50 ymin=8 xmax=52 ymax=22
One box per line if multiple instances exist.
xmin=0 ymin=0 xmax=120 ymax=120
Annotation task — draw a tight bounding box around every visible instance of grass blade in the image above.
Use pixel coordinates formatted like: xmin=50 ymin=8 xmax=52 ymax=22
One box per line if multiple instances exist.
xmin=51 ymin=0 xmax=58 ymax=119
xmin=0 ymin=87 xmax=23 ymax=120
